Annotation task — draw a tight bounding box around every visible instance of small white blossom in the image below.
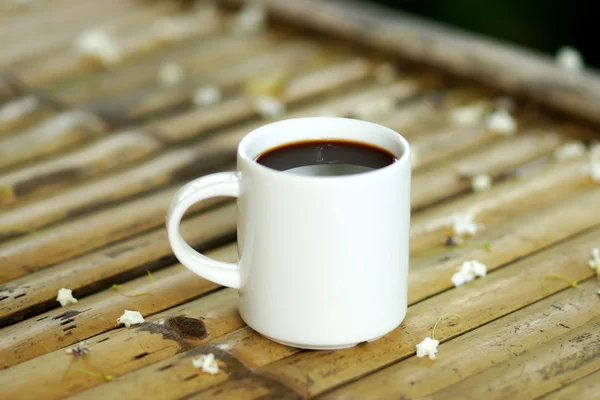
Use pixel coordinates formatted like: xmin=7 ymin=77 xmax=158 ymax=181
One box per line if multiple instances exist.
xmin=158 ymin=62 xmax=184 ymax=87
xmin=471 ymin=173 xmax=492 ymax=192
xmin=0 ymin=96 xmax=39 ymax=124
xmin=56 ymin=288 xmax=78 ymax=306
xmin=485 ymin=109 xmax=517 ymax=135
xmin=353 ymin=97 xmax=395 ymax=120
xmin=553 ymin=141 xmax=586 ymax=161
xmin=416 ymin=337 xmax=439 ymax=360
xmin=449 ymin=104 xmax=485 ymax=127
xmin=254 ymin=96 xmax=285 ymax=118
xmin=374 ymin=62 xmax=398 ymax=84
xmin=589 ymin=248 xmax=600 ymax=274
xmin=192 ymin=353 xmax=219 ymax=374
xmin=116 ymin=310 xmax=145 ymax=327
xmin=451 ymin=260 xmax=487 ymax=287
xmin=75 ymin=27 xmax=120 ymax=66
xmin=452 ymin=214 xmax=483 ymax=237
xmin=193 ymin=85 xmax=222 ymax=107
xmin=65 ymin=341 xmax=90 ymax=356
xmin=232 ymin=0 xmax=266 ymax=35
xmin=556 ymin=46 xmax=584 ymax=72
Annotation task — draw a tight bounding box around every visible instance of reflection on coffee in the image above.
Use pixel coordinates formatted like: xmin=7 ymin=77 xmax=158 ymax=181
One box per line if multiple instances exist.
xmin=255 ymin=139 xmax=397 ymax=177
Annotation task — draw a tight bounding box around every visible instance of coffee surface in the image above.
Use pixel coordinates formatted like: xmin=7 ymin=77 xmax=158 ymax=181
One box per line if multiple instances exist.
xmin=255 ymin=139 xmax=397 ymax=176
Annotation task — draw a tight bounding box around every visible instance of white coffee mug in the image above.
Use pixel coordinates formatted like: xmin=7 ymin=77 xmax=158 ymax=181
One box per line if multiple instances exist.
xmin=166 ymin=117 xmax=411 ymax=350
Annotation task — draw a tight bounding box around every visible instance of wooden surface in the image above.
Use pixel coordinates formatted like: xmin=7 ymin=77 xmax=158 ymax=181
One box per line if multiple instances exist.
xmin=0 ymin=1 xmax=599 ymax=399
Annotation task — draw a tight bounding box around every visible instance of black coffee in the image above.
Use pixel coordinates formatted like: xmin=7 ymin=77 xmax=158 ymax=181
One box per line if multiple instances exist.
xmin=255 ymin=139 xmax=397 ymax=176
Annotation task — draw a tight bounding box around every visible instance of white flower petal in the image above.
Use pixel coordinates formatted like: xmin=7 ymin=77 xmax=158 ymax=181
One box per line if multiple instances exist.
xmin=553 ymin=141 xmax=586 ymax=161
xmin=416 ymin=337 xmax=439 ymax=360
xmin=485 ymin=109 xmax=517 ymax=135
xmin=116 ymin=310 xmax=145 ymax=327
xmin=589 ymin=248 xmax=600 ymax=273
xmin=471 ymin=174 xmax=492 ymax=192
xmin=449 ymin=104 xmax=485 ymax=127
xmin=232 ymin=0 xmax=266 ymax=35
xmin=193 ymin=85 xmax=222 ymax=108
xmin=556 ymin=46 xmax=584 ymax=72
xmin=158 ymin=62 xmax=184 ymax=87
xmin=56 ymin=288 xmax=78 ymax=307
xmin=192 ymin=353 xmax=219 ymax=374
xmin=75 ymin=27 xmax=120 ymax=66
xmin=452 ymin=213 xmax=482 ymax=237
xmin=254 ymin=96 xmax=285 ymax=118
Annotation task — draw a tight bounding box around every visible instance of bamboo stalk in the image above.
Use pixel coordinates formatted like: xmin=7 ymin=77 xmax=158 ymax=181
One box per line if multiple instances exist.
xmin=91 ymin=225 xmax=600 ymax=400
xmin=409 ymin=186 xmax=600 ymax=304
xmin=0 ymin=274 xmax=245 ymax=398
xmin=15 ymin=4 xmax=224 ymax=89
xmin=0 ymin=154 xmax=236 ymax=241
xmin=68 ymin=329 xmax=301 ymax=400
xmin=0 ymin=95 xmax=58 ymax=136
xmin=0 ymin=0 xmax=177 ymax=68
xmin=0 ymin=184 xmax=234 ymax=283
xmin=85 ymin=40 xmax=332 ymax=127
xmin=4 ymin=204 xmax=598 ymax=397
xmin=149 ymin=65 xmax=425 ymax=143
xmin=410 ymin=158 xmax=592 ymax=255
xmin=539 ymin=369 xmax=600 ymax=400
xmin=0 ymin=240 xmax=239 ymax=371
xmin=48 ymin=31 xmax=284 ymax=107
xmin=429 ymin=320 xmax=600 ymax=399
xmin=232 ymin=0 xmax=600 ymax=125
xmin=0 ymin=131 xmax=161 ymax=207
xmin=0 ymin=201 xmax=236 ymax=326
xmin=16 ymin=206 xmax=600 ymax=398
xmin=0 ymin=110 xmax=107 ymax=171
xmin=321 ymin=279 xmax=599 ymax=399
xmin=411 ymin=130 xmax=565 ymax=210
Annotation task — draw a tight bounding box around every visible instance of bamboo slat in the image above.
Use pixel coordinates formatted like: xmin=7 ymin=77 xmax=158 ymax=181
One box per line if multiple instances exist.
xmin=411 ymin=130 xmax=564 ymax=210
xmin=429 ymin=320 xmax=600 ymax=399
xmin=539 ymin=369 xmax=600 ymax=400
xmin=0 ymin=189 xmax=234 ymax=283
xmin=46 ymin=31 xmax=287 ymax=107
xmin=409 ymin=186 xmax=600 ymax=304
xmin=15 ymin=4 xmax=225 ymax=89
xmin=410 ymin=157 xmax=592 ymax=254
xmin=78 ymin=225 xmax=600 ymax=400
xmin=0 ymin=201 xmax=237 ymax=327
xmin=0 ymin=95 xmax=58 ymax=136
xmin=0 ymin=131 xmax=161 ymax=207
xmin=0 ymin=277 xmax=245 ymax=400
xmin=0 ymin=240 xmax=238 ymax=370
xmin=149 ymin=71 xmax=424 ymax=143
xmin=238 ymin=0 xmax=600 ymax=125
xmin=19 ymin=202 xmax=598 ymax=399
xmin=321 ymin=279 xmax=600 ymax=399
xmin=1 ymin=2 xmax=600 ymax=399
xmin=0 ymin=110 xmax=107 ymax=171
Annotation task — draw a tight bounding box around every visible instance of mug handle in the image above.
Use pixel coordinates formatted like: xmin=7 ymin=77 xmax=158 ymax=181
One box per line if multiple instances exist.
xmin=166 ymin=172 xmax=241 ymax=289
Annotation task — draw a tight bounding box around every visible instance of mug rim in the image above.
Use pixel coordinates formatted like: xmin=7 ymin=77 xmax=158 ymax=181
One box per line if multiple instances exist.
xmin=237 ymin=117 xmax=410 ymax=181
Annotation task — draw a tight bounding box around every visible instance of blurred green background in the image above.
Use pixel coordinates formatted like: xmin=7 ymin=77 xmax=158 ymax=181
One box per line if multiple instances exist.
xmin=368 ymin=0 xmax=597 ymax=68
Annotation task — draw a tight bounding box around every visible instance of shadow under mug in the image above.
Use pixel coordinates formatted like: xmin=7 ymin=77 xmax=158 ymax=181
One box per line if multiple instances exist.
xmin=166 ymin=117 xmax=411 ymax=350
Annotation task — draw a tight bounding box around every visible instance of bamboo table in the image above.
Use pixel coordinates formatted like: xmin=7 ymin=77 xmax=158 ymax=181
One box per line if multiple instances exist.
xmin=1 ymin=1 xmax=599 ymax=399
